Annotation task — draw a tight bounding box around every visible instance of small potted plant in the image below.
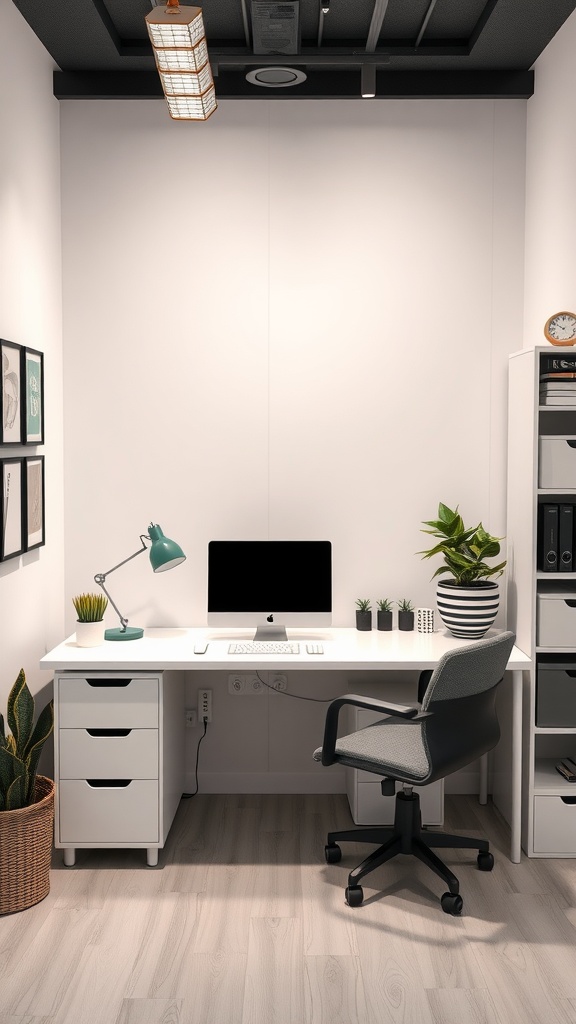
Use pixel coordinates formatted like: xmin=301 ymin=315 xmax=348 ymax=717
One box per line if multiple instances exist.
xmin=376 ymin=598 xmax=393 ymax=631
xmin=397 ymin=598 xmax=414 ymax=631
xmin=0 ymin=669 xmax=55 ymax=914
xmin=73 ymin=592 xmax=109 ymax=647
xmin=355 ymin=598 xmax=372 ymax=631
xmin=419 ymin=501 xmax=506 ymax=639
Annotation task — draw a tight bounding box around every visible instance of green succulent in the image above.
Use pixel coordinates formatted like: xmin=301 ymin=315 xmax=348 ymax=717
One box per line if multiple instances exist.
xmin=419 ymin=502 xmax=507 ymax=586
xmin=355 ymin=598 xmax=372 ymax=612
xmin=397 ymin=598 xmax=414 ymax=612
xmin=73 ymin=592 xmax=108 ymax=622
xmin=0 ymin=669 xmax=54 ymax=811
xmin=376 ymin=599 xmax=392 ymax=611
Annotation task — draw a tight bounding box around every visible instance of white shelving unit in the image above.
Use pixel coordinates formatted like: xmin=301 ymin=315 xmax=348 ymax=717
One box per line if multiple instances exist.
xmin=508 ymin=347 xmax=576 ymax=857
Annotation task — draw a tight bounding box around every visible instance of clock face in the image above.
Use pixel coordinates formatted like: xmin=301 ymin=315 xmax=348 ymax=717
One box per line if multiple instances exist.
xmin=544 ymin=311 xmax=576 ymax=346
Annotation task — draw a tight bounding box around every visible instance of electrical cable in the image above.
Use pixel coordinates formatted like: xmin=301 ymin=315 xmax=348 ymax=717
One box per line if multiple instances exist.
xmin=255 ymin=671 xmax=341 ymax=702
xmin=181 ymin=717 xmax=208 ymax=798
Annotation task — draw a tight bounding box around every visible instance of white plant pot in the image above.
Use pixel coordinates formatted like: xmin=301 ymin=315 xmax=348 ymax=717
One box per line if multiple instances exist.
xmin=75 ymin=620 xmax=105 ymax=647
xmin=436 ymin=580 xmax=499 ymax=639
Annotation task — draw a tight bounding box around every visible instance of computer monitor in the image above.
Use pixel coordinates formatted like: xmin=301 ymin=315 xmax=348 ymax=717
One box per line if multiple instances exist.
xmin=207 ymin=540 xmax=332 ymax=640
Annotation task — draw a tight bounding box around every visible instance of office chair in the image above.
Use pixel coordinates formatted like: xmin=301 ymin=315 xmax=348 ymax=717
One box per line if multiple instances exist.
xmin=313 ymin=631 xmax=516 ymax=915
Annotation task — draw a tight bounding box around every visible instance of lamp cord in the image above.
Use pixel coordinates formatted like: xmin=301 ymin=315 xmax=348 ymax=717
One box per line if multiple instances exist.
xmin=255 ymin=671 xmax=340 ymax=703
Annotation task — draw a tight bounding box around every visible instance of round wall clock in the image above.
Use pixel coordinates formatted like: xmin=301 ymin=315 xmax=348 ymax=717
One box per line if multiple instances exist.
xmin=544 ymin=311 xmax=576 ymax=345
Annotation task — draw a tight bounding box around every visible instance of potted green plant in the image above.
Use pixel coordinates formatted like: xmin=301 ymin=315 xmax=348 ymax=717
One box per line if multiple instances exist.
xmin=397 ymin=598 xmax=414 ymax=631
xmin=419 ymin=501 xmax=507 ymax=639
xmin=73 ymin=592 xmax=108 ymax=647
xmin=376 ymin=598 xmax=393 ymax=631
xmin=0 ymin=669 xmax=55 ymax=914
xmin=355 ymin=598 xmax=372 ymax=631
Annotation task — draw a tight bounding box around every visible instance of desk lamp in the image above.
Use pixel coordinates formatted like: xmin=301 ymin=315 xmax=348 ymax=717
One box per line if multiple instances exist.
xmin=94 ymin=523 xmax=186 ymax=641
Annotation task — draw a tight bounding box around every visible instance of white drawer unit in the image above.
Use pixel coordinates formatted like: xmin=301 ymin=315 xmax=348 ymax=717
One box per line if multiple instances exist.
xmin=54 ymin=672 xmax=184 ymax=866
xmin=533 ymin=796 xmax=576 ymax=855
xmin=538 ymin=437 xmax=576 ymax=489
xmin=345 ymin=708 xmax=444 ymax=826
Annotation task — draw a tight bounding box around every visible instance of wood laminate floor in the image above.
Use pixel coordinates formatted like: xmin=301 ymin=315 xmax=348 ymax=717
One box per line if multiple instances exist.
xmin=1 ymin=794 xmax=576 ymax=1024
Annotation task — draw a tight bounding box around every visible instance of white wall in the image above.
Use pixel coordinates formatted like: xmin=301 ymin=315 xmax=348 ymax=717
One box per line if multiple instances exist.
xmin=524 ymin=8 xmax=576 ymax=348
xmin=60 ymin=96 xmax=526 ymax=791
xmin=0 ymin=1 xmax=64 ymax=725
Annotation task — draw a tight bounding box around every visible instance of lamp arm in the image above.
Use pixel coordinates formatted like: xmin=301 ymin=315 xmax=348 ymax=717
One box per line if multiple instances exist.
xmin=94 ymin=535 xmax=150 ymax=632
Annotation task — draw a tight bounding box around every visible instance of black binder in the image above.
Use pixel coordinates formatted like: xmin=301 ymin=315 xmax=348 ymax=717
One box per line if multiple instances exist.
xmin=541 ymin=504 xmax=559 ymax=571
xmin=559 ymin=504 xmax=574 ymax=572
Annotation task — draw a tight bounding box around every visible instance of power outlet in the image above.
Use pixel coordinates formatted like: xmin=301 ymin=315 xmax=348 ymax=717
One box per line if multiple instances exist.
xmin=246 ymin=674 xmax=265 ymax=694
xmin=271 ymin=673 xmax=287 ymax=691
xmin=198 ymin=688 xmax=212 ymax=722
xmin=185 ymin=708 xmax=197 ymax=727
xmin=228 ymin=674 xmax=246 ymax=694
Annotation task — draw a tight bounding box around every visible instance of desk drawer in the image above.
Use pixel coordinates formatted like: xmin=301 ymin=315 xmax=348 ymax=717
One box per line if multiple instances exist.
xmin=59 ymin=729 xmax=158 ymax=779
xmin=59 ymin=780 xmax=159 ymax=843
xmin=57 ymin=675 xmax=159 ymax=728
xmin=533 ymin=795 xmax=576 ymax=854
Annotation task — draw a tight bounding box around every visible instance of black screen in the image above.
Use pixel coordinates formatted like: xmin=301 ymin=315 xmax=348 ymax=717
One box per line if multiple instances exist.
xmin=208 ymin=541 xmax=332 ymax=613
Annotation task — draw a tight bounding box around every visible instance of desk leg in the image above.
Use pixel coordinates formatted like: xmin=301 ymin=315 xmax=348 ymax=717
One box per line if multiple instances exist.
xmin=511 ymin=669 xmax=522 ymax=864
xmin=147 ymin=847 xmax=159 ymax=867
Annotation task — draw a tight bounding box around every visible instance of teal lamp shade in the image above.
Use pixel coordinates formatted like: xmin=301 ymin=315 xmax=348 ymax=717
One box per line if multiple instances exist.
xmin=148 ymin=524 xmax=186 ymax=572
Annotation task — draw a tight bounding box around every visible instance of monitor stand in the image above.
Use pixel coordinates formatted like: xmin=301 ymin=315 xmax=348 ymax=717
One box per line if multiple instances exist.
xmin=254 ymin=624 xmax=288 ymax=642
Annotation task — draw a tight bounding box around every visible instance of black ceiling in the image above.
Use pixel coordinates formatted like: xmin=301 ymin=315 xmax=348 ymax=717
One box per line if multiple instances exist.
xmin=11 ymin=0 xmax=576 ymax=100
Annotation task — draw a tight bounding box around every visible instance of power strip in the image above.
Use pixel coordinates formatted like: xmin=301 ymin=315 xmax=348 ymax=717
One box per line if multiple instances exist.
xmin=198 ymin=688 xmax=212 ymax=722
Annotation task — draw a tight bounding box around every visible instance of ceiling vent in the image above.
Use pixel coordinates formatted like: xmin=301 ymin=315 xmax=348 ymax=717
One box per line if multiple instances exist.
xmin=251 ymin=1 xmax=300 ymax=56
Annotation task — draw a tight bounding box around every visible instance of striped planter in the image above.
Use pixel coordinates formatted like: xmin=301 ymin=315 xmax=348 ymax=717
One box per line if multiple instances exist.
xmin=436 ymin=580 xmax=499 ymax=639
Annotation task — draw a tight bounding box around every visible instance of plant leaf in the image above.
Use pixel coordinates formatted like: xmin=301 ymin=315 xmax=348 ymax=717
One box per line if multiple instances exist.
xmin=7 ymin=669 xmax=34 ymax=757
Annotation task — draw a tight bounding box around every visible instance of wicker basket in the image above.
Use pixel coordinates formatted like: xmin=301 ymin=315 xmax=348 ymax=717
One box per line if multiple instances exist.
xmin=0 ymin=775 xmax=55 ymax=915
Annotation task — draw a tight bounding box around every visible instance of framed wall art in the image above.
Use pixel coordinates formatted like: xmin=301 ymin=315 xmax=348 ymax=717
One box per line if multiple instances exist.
xmin=24 ymin=455 xmax=45 ymax=551
xmin=1 ymin=457 xmax=24 ymax=561
xmin=23 ymin=347 xmax=44 ymax=444
xmin=0 ymin=339 xmax=23 ymax=445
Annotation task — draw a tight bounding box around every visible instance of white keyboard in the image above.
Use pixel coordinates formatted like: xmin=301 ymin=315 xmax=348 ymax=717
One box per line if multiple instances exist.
xmin=229 ymin=642 xmax=300 ymax=654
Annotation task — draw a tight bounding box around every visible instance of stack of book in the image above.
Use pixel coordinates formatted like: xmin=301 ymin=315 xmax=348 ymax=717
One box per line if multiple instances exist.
xmin=540 ymin=372 xmax=576 ymax=406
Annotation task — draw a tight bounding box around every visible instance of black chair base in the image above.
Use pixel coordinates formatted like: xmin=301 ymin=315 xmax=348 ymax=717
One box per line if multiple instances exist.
xmin=326 ymin=789 xmax=492 ymax=914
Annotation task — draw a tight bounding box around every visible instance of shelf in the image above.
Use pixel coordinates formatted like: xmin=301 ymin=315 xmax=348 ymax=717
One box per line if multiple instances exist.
xmin=536 ymin=572 xmax=576 ymax=579
xmin=534 ymin=758 xmax=576 ymax=795
xmin=535 ymin=727 xmax=576 ymax=734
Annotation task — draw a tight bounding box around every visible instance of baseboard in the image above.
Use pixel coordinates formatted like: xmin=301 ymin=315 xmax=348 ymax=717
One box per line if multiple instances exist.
xmin=186 ymin=771 xmax=347 ymax=794
xmin=186 ymin=769 xmax=482 ymax=795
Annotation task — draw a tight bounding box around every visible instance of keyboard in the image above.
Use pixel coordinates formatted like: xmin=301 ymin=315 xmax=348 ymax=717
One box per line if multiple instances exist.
xmin=229 ymin=642 xmax=300 ymax=654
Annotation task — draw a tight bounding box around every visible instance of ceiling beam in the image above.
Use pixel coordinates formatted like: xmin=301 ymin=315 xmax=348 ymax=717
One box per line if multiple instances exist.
xmin=53 ymin=69 xmax=534 ymax=100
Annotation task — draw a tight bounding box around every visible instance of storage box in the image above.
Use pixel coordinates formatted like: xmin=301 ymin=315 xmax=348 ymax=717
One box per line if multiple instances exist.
xmin=537 ymin=590 xmax=576 ymax=647
xmin=533 ymin=795 xmax=576 ymax=854
xmin=536 ymin=662 xmax=576 ymax=726
xmin=539 ymin=437 xmax=576 ymax=488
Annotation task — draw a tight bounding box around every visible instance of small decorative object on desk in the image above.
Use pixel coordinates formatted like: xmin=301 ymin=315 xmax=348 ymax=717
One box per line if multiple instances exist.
xmin=376 ymin=598 xmax=393 ymax=631
xmin=0 ymin=668 xmax=54 ymax=914
xmin=417 ymin=607 xmax=435 ymax=633
xmin=397 ymin=598 xmax=414 ymax=631
xmin=419 ymin=501 xmax=506 ymax=639
xmin=355 ymin=598 xmax=372 ymax=631
xmin=73 ymin=592 xmax=108 ymax=647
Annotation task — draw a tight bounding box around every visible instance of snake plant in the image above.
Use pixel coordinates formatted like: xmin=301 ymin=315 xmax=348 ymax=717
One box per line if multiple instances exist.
xmin=0 ymin=669 xmax=54 ymax=811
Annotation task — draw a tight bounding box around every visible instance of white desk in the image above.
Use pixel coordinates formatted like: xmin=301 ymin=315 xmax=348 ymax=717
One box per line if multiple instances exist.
xmin=41 ymin=627 xmax=530 ymax=863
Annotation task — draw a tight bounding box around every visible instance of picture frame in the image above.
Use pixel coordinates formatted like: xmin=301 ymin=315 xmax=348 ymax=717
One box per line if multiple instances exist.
xmin=0 ymin=339 xmax=23 ymax=445
xmin=23 ymin=347 xmax=44 ymax=444
xmin=24 ymin=455 xmax=45 ymax=551
xmin=0 ymin=457 xmax=24 ymax=561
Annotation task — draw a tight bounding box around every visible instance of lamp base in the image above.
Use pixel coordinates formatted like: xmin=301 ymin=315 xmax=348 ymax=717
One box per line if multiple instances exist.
xmin=104 ymin=626 xmax=144 ymax=641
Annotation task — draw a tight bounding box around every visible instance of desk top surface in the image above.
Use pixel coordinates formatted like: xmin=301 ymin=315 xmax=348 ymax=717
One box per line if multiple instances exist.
xmin=40 ymin=627 xmax=531 ymax=673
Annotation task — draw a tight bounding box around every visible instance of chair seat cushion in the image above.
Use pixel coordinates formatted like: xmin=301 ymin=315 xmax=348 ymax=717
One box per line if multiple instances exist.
xmin=313 ymin=717 xmax=430 ymax=781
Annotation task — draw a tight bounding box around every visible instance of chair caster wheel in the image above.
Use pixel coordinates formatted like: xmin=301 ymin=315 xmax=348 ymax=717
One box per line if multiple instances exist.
xmin=325 ymin=843 xmax=342 ymax=864
xmin=441 ymin=892 xmax=463 ymax=915
xmin=345 ymin=885 xmax=364 ymax=907
xmin=477 ymin=851 xmax=494 ymax=871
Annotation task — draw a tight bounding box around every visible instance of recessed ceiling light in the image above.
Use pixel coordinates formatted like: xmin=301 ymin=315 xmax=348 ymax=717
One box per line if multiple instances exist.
xmin=246 ymin=67 xmax=307 ymax=88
